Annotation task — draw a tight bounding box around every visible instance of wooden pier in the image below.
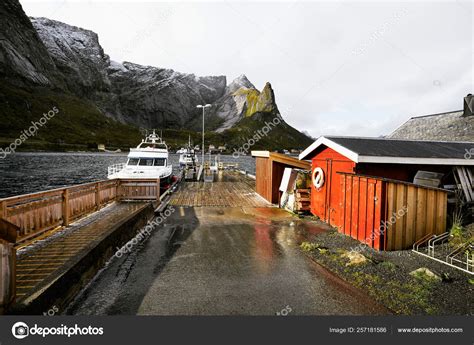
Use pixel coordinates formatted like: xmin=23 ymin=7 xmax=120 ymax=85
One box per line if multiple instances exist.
xmin=0 ymin=170 xmax=271 ymax=313
xmin=170 ymin=170 xmax=268 ymax=208
xmin=0 ymin=179 xmax=161 ymax=313
xmin=0 ymin=170 xmax=268 ymax=313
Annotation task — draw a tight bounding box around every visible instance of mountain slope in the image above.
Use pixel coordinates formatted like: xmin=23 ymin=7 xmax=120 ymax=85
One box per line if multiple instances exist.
xmin=0 ymin=0 xmax=312 ymax=151
xmin=0 ymin=1 xmax=63 ymax=87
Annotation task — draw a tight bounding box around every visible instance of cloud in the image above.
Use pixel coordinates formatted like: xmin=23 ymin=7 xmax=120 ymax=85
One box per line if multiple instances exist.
xmin=20 ymin=0 xmax=473 ymax=138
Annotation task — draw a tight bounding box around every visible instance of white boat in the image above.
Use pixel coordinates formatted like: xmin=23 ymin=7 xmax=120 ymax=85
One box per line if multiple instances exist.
xmin=107 ymin=130 xmax=173 ymax=184
xmin=178 ymin=136 xmax=198 ymax=169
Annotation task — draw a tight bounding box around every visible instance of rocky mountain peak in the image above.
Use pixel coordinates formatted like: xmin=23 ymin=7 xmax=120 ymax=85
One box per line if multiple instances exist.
xmin=227 ymin=74 xmax=255 ymax=93
xmin=30 ymin=16 xmax=111 ymax=95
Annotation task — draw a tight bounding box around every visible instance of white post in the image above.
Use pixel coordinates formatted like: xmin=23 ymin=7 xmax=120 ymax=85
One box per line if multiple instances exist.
xmin=202 ymin=106 xmax=205 ymax=166
xmin=197 ymin=104 xmax=211 ymax=169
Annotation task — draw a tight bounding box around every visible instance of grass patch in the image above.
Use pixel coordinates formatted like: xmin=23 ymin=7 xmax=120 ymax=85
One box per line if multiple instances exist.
xmin=300 ymin=241 xmax=319 ymax=252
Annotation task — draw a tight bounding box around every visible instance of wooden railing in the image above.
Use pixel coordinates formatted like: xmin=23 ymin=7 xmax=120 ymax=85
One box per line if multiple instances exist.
xmin=0 ymin=179 xmax=160 ymax=244
xmin=0 ymin=219 xmax=17 ymax=313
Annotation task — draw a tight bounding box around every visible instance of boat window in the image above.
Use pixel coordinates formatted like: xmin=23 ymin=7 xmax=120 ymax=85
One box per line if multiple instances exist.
xmin=127 ymin=158 xmax=139 ymax=166
xmin=139 ymin=158 xmax=154 ymax=166
xmin=154 ymin=158 xmax=166 ymax=166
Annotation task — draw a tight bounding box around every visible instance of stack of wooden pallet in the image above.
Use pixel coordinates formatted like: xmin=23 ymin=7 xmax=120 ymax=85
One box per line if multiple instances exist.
xmin=295 ymin=189 xmax=311 ymax=213
xmin=453 ymin=166 xmax=474 ymax=205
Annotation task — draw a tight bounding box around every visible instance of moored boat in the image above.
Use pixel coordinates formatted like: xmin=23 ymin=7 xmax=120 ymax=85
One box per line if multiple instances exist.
xmin=178 ymin=136 xmax=198 ymax=169
xmin=107 ymin=130 xmax=173 ymax=187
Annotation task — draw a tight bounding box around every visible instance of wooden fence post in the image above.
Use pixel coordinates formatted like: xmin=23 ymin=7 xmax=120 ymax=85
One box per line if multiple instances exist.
xmin=62 ymin=189 xmax=70 ymax=226
xmin=156 ymin=179 xmax=160 ymax=203
xmin=0 ymin=201 xmax=6 ymax=220
xmin=0 ymin=241 xmax=15 ymax=314
xmin=95 ymin=182 xmax=101 ymax=209
xmin=117 ymin=180 xmax=122 ymax=201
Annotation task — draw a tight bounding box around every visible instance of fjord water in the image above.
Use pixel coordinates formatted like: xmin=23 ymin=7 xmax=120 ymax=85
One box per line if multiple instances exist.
xmin=0 ymin=152 xmax=256 ymax=198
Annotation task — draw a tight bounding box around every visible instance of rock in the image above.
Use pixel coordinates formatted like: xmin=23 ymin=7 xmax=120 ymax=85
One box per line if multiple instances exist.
xmin=410 ymin=268 xmax=442 ymax=282
xmin=341 ymin=250 xmax=369 ymax=266
xmin=213 ymin=79 xmax=280 ymax=133
xmin=0 ymin=0 xmax=63 ymax=87
xmin=31 ymin=17 xmax=112 ymax=96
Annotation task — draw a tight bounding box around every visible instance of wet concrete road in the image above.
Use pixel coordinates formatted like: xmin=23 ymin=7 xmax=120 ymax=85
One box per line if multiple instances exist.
xmin=68 ymin=206 xmax=388 ymax=315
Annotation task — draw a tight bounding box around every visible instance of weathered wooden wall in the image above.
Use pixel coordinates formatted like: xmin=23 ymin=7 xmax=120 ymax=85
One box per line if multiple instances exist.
xmin=339 ymin=173 xmax=448 ymax=251
xmin=255 ymin=157 xmax=272 ymax=203
xmin=384 ymin=181 xmax=447 ymax=250
xmin=254 ymin=153 xmax=311 ymax=204
xmin=339 ymin=174 xmax=384 ymax=250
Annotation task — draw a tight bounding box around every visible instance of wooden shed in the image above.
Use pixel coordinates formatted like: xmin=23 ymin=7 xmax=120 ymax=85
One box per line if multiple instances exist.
xmin=299 ymin=136 xmax=474 ymax=250
xmin=251 ymin=151 xmax=311 ymax=204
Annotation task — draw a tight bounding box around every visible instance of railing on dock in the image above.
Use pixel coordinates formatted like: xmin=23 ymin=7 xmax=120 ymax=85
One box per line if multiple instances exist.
xmin=0 ymin=179 xmax=160 ymax=245
xmin=0 ymin=178 xmax=161 ymax=313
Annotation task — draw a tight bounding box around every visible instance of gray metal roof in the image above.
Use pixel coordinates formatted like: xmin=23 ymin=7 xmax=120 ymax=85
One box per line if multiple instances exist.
xmin=299 ymin=136 xmax=474 ymax=165
xmin=388 ymin=110 xmax=474 ymax=142
xmin=326 ymin=136 xmax=471 ymax=159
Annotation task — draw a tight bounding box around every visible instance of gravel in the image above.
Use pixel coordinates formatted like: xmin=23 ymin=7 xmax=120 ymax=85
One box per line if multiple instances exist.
xmin=297 ymin=217 xmax=474 ymax=315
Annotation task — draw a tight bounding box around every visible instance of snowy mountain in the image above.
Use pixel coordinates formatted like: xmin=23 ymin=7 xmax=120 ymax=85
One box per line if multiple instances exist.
xmin=0 ymin=0 xmax=312 ymax=150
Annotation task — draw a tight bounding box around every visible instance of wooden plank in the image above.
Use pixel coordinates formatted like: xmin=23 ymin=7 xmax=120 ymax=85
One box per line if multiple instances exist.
xmin=435 ymin=191 xmax=447 ymax=235
xmin=394 ymin=183 xmax=407 ymax=250
xmin=366 ymin=180 xmax=375 ymax=248
xmin=0 ymin=201 xmax=6 ymax=220
xmin=405 ymin=185 xmax=417 ymax=249
xmin=456 ymin=167 xmax=473 ymax=202
xmin=358 ymin=177 xmax=368 ymax=243
xmin=460 ymin=167 xmax=474 ymax=200
xmin=62 ymin=189 xmax=70 ymax=227
xmin=385 ymin=182 xmax=396 ymax=250
xmin=95 ymin=182 xmax=101 ymax=209
xmin=415 ymin=188 xmax=427 ymax=242
xmin=345 ymin=175 xmax=352 ymax=237
xmin=466 ymin=167 xmax=474 ymax=188
xmin=341 ymin=174 xmax=346 ymax=234
xmin=425 ymin=189 xmax=436 ymax=236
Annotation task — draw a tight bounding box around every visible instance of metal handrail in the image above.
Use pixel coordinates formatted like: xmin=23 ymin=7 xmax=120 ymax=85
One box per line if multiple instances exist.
xmin=413 ymin=233 xmax=433 ymax=251
xmin=428 ymin=232 xmax=450 ymax=256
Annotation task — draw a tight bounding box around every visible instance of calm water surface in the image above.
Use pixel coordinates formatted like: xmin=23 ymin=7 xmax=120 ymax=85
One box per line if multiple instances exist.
xmin=0 ymin=152 xmax=255 ymax=198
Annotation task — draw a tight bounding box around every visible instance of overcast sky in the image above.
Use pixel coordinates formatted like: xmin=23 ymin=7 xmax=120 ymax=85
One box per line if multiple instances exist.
xmin=20 ymin=0 xmax=473 ymax=138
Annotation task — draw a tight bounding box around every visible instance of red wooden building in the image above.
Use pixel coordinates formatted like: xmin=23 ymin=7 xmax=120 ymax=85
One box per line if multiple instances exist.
xmin=299 ymin=136 xmax=474 ymax=250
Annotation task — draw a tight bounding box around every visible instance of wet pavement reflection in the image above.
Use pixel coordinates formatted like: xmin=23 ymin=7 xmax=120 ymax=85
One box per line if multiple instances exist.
xmin=68 ymin=207 xmax=388 ymax=315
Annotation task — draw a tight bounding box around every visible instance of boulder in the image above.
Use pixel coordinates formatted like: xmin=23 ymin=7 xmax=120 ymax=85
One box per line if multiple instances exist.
xmin=341 ymin=250 xmax=369 ymax=266
xmin=410 ymin=268 xmax=442 ymax=282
